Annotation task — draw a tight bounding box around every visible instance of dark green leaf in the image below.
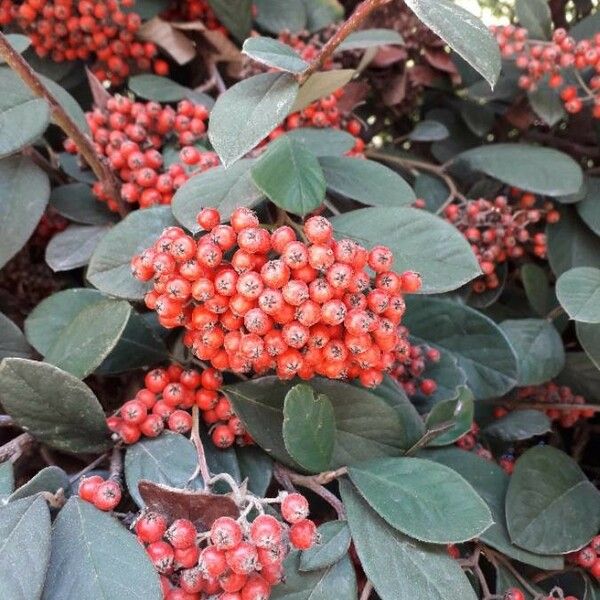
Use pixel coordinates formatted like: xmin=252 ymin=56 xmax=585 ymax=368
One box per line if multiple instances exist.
xmin=302 ymin=0 xmax=344 ymax=31
xmin=515 ymin=0 xmax=552 ymax=39
xmin=499 ymin=319 xmax=565 ymax=385
xmin=0 ymin=313 xmax=31 ymax=360
xmin=44 ymin=299 xmax=131 ymax=379
xmin=425 ymin=386 xmax=474 ymax=446
xmin=404 ymin=296 xmax=518 ymax=399
xmin=337 ymin=28 xmax=404 ymax=51
xmin=495 ymin=565 xmax=541 ymax=600
xmin=235 ymin=446 xmax=273 ymax=497
xmin=252 ymin=135 xmax=326 ymax=215
xmin=577 ymin=322 xmax=600 ymax=370
xmin=426 ymin=447 xmax=564 ymax=570
xmin=209 ymin=73 xmax=299 ymax=166
xmin=547 ymin=206 xmax=600 ymax=277
xmin=409 ymin=120 xmax=449 ymax=142
xmin=0 ymin=358 xmax=110 ymax=454
xmin=460 ymin=102 xmax=495 ymax=137
xmin=521 ymin=263 xmax=553 ymax=316
xmin=528 ymin=84 xmax=566 ymax=126
xmin=558 ymin=352 xmax=600 ymax=402
xmin=557 ymin=267 xmax=600 ymax=323
xmin=254 ymin=0 xmax=307 ymax=33
xmin=348 ymin=456 xmax=492 ymax=543
xmin=8 ymin=466 xmax=69 ymax=502
xmin=291 ymin=70 xmax=354 ymax=113
xmin=271 ymin=551 xmax=357 ymax=599
xmin=414 ymin=172 xmax=450 ymax=213
xmin=41 ymin=75 xmax=90 ymax=135
xmin=506 ymin=446 xmax=600 ymax=554
xmin=129 ymin=74 xmax=191 ymax=102
xmin=49 ymin=183 xmax=115 ymax=225
xmin=0 ymin=34 xmax=30 ymax=62
xmin=45 ymin=224 xmax=110 ymax=272
xmin=123 ymin=0 xmax=169 ymax=19
xmin=283 ymin=384 xmax=335 ymax=472
xmin=455 ymin=144 xmax=583 ymax=196
xmin=0 ymin=155 xmax=49 ymax=269
xmin=124 ymin=433 xmax=198 ymax=508
xmin=577 ymin=177 xmax=600 ymax=235
xmin=483 ymin=410 xmax=552 ymax=442
xmin=207 ymin=0 xmax=252 ymax=42
xmin=0 ymin=496 xmax=51 ymax=600
xmin=404 ymin=0 xmax=500 ymax=88
xmin=0 ymin=68 xmax=50 ymax=157
xmin=0 ymin=462 xmax=14 ymax=501
xmin=87 ymin=206 xmax=176 ymax=300
xmin=299 ymin=521 xmax=351 ymax=571
xmin=286 ymin=127 xmax=355 ymax=156
xmin=332 ymin=207 xmax=481 ymax=294
xmin=201 ymin=426 xmax=241 ymax=492
xmin=43 ymin=497 xmax=162 ymax=599
xmin=341 ymin=479 xmax=478 ymax=600
xmin=58 ymin=152 xmax=96 ymax=184
xmin=242 ymin=37 xmax=308 ymax=73
xmin=320 ymin=156 xmax=415 ymax=207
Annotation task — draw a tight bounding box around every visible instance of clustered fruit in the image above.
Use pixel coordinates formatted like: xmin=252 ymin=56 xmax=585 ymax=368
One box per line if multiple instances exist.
xmin=567 ymin=534 xmax=600 ymax=581
xmin=504 ymin=587 xmax=579 ymax=600
xmin=0 ymin=0 xmax=167 ymax=85
xmin=78 ymin=474 xmax=122 ymax=511
xmin=135 ymin=492 xmax=318 ymax=599
xmin=443 ymin=191 xmax=560 ymax=293
xmin=391 ymin=341 xmax=439 ymax=397
xmin=107 ymin=364 xmax=251 ymax=449
xmin=64 ymin=94 xmax=217 ymax=211
xmin=492 ymin=25 xmax=600 ymax=118
xmin=162 ymin=0 xmax=226 ymax=34
xmin=132 ymin=207 xmax=424 ymax=388
xmin=455 ymin=422 xmax=516 ymax=475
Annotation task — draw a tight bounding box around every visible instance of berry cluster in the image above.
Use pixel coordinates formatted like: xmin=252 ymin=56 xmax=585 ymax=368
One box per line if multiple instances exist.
xmin=492 ymin=25 xmax=600 ymax=118
xmin=0 ymin=0 xmax=167 ymax=85
xmin=107 ymin=364 xmax=250 ymax=449
xmin=567 ymin=535 xmax=600 ymax=581
xmin=455 ymin=422 xmax=516 ymax=474
xmin=504 ymin=588 xmax=578 ymax=600
xmin=391 ymin=341 xmax=439 ymax=397
xmin=135 ymin=492 xmax=318 ymax=599
xmin=78 ymin=474 xmax=122 ymax=511
xmin=132 ymin=207 xmax=423 ymax=387
xmin=443 ymin=192 xmax=559 ymax=293
xmin=65 ymin=94 xmax=216 ymax=211
xmin=31 ymin=210 xmax=69 ymax=247
xmin=161 ymin=0 xmax=226 ymax=34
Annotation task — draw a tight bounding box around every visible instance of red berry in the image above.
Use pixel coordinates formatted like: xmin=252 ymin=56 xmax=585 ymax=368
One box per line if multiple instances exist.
xmin=281 ymin=493 xmax=310 ymax=524
xmin=135 ymin=511 xmax=168 ymax=544
xmin=210 ymin=517 xmax=244 ymax=550
xmin=93 ymin=480 xmax=122 ymax=511
xmin=147 ymin=541 xmax=175 ymax=574
xmin=289 ymin=519 xmax=318 ymax=550
xmin=166 ymin=519 xmax=197 ymax=549
xmin=78 ymin=475 xmax=104 ymax=503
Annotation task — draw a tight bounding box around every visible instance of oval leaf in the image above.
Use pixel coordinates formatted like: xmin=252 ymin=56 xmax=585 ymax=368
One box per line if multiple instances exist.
xmin=45 ymin=224 xmax=110 ymax=272
xmin=283 ymin=384 xmax=335 ymax=472
xmin=207 ymin=0 xmax=252 ymax=43
xmin=291 ymin=69 xmax=355 ymax=113
xmin=49 ymin=183 xmax=115 ymax=225
xmin=209 ymin=72 xmax=299 ymax=167
xmin=242 ymin=37 xmax=308 ymax=73
xmin=556 ymin=267 xmax=600 ymax=323
xmin=129 ymin=74 xmax=191 ymax=102
xmin=409 ymin=120 xmax=449 ymax=142
xmin=506 ymin=446 xmax=600 ymax=554
xmin=337 ymin=28 xmax=404 ymax=51
xmin=0 ymin=358 xmax=110 ymax=454
xmin=425 ymin=386 xmax=474 ymax=446
xmin=348 ymin=456 xmax=492 ymax=543
xmin=577 ymin=177 xmax=600 ymax=235
xmin=0 ymin=313 xmax=31 ymax=360
xmin=515 ymin=0 xmax=552 ymax=39
xmin=576 ymin=321 xmax=600 ymax=370
xmin=299 ymin=521 xmax=351 ymax=572
xmin=8 ymin=466 xmax=70 ymax=503
xmin=254 ymin=0 xmax=307 ymax=33
xmin=483 ymin=410 xmax=552 ymax=442
xmin=42 ymin=497 xmax=162 ymax=600
xmin=285 ymin=127 xmax=355 ymax=156
xmin=332 ymin=207 xmax=481 ymax=294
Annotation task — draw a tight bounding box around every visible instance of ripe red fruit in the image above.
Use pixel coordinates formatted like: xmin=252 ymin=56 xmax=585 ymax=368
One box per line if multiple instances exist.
xmin=504 ymin=589 xmax=525 ymax=600
xmin=135 ymin=511 xmax=168 ymax=544
xmin=166 ymin=519 xmax=197 ymax=549
xmin=249 ymin=514 xmax=283 ymax=548
xmin=210 ymin=516 xmax=244 ymax=550
xmin=281 ymin=493 xmax=310 ymax=523
xmin=225 ymin=541 xmax=260 ymax=575
xmin=289 ymin=519 xmax=318 ymax=550
xmin=121 ymin=399 xmax=148 ymax=425
xmin=199 ymin=545 xmax=228 ymax=577
xmin=93 ymin=480 xmax=122 ymax=511
xmin=241 ymin=575 xmax=271 ymax=600
xmin=78 ymin=475 xmax=104 ymax=502
xmin=147 ymin=541 xmax=175 ymax=574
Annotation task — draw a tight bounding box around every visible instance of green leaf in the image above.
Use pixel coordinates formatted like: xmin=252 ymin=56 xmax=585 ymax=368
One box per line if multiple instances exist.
xmin=58 ymin=152 xmax=96 ymax=184
xmin=515 ymin=0 xmax=552 ymax=39
xmin=129 ymin=74 xmax=191 ymax=102
xmin=271 ymin=552 xmax=357 ymax=600
xmin=521 ymin=263 xmax=553 ymax=317
xmin=454 ymin=144 xmax=583 ymax=196
xmin=414 ymin=172 xmax=450 ymax=213
xmin=340 ymin=479 xmax=478 ymax=600
xmin=483 ymin=410 xmax=552 ymax=442
xmin=209 ymin=73 xmax=299 ymax=167
xmin=45 ymin=224 xmax=110 ymax=272
xmin=332 ymin=207 xmax=481 ymax=294
xmin=87 ymin=206 xmax=176 ymax=300
xmin=124 ymin=433 xmax=199 ymax=508
xmin=0 ymin=496 xmax=51 ymax=600
xmin=409 ymin=120 xmax=449 ymax=142
xmin=404 ymin=0 xmax=500 ymax=89
xmin=291 ymin=70 xmax=354 ymax=113
xmin=528 ymin=84 xmax=566 ymax=126
xmin=0 ymin=313 xmax=31 ymax=360
xmin=577 ymin=321 xmax=600 ymax=370
xmin=242 ymin=37 xmax=308 ymax=73
xmin=252 ymin=135 xmax=325 ymax=216
xmin=236 ymin=446 xmax=273 ymax=497
xmin=254 ymin=0 xmax=307 ymax=33
xmin=0 ymin=68 xmax=50 ymax=157
xmin=0 ymin=358 xmax=110 ymax=454
xmin=207 ymin=0 xmax=252 ymax=42
xmin=283 ymin=384 xmax=335 ymax=472
xmin=0 ymin=155 xmax=50 ymax=269
xmin=547 ymin=207 xmax=600 ymax=277
xmin=225 ymin=377 xmax=417 ymax=470
xmin=172 ymin=159 xmax=264 ymax=231
xmin=557 ymin=267 xmax=600 ymax=323
xmin=0 ymin=34 xmax=31 ymax=62
xmin=49 ymin=183 xmax=115 ymax=225
xmin=348 ymin=456 xmax=492 ymax=543
xmin=0 ymin=462 xmax=14 ymax=501
xmin=558 ymin=352 xmax=600 ymax=402
xmin=577 ymin=177 xmax=600 ymax=235
xmin=44 ymin=299 xmax=131 ymax=378
xmin=303 ymin=0 xmax=343 ymax=31
xmin=286 ymin=127 xmax=355 ymax=156
xmin=499 ymin=319 xmax=565 ymax=385
xmin=8 ymin=466 xmax=69 ymax=503
xmin=506 ymin=446 xmax=600 ymax=554
xmin=43 ymin=497 xmax=162 ymax=600
xmin=404 ymin=297 xmax=518 ymax=399
xmin=337 ymin=28 xmax=404 ymax=51
xmin=320 ymin=157 xmax=416 ymax=207
xmin=425 ymin=386 xmax=474 ymax=446
xmin=41 ymin=75 xmax=90 ymax=135
xmin=299 ymin=521 xmax=351 ymax=571
xmin=426 ymin=447 xmax=564 ymax=570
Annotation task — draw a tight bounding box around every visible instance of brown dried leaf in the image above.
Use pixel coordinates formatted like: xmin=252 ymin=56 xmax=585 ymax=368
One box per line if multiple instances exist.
xmin=138 ymin=17 xmax=196 ymax=65
xmin=336 ymin=81 xmax=370 ymax=113
xmin=371 ymin=47 xmax=407 ymax=68
xmin=172 ymin=22 xmax=242 ymax=65
xmin=138 ymin=480 xmax=239 ymax=530
xmin=423 ymin=49 xmax=457 ymax=75
xmin=85 ymin=68 xmax=111 ymax=110
xmin=409 ymin=64 xmax=438 ymax=87
xmin=505 ymin=101 xmax=536 ymax=130
xmin=382 ymin=72 xmax=407 ymax=106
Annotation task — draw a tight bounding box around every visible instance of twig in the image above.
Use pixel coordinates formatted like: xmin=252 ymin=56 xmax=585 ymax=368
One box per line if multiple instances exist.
xmin=208 ymin=62 xmax=226 ymax=94
xmin=189 ymin=406 xmax=212 ymax=486
xmin=359 ymin=581 xmax=374 ymax=600
xmin=0 ymin=432 xmax=35 ymax=463
xmin=0 ymin=30 xmax=126 ymax=217
xmin=546 ymin=305 xmax=565 ymax=322
xmin=69 ymin=451 xmax=111 ymax=483
xmin=109 ymin=445 xmax=123 ymax=482
xmin=324 ymin=198 xmax=341 ymax=215
xmin=485 ymin=547 xmax=543 ymax=599
xmin=298 ymin=0 xmax=393 ymax=84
